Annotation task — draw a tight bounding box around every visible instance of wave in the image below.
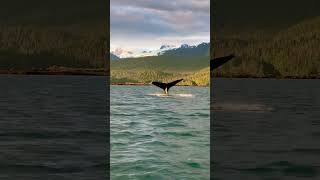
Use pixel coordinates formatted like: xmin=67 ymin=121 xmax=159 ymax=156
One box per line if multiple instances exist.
xmin=0 ymin=130 xmax=105 ymax=139
xmin=161 ymin=131 xmax=195 ymax=137
xmin=231 ymin=161 xmax=318 ymax=177
xmin=1 ymin=162 xmax=106 ymax=173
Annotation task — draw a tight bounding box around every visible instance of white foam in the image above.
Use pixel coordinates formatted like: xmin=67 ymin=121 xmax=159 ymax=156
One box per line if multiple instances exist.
xmin=147 ymin=93 xmax=170 ymax=97
xmin=175 ymin=94 xmax=193 ymax=97
xmin=147 ymin=93 xmax=193 ymax=98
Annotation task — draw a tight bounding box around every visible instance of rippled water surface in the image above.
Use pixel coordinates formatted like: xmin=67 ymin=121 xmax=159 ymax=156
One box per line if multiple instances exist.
xmin=212 ymin=78 xmax=320 ymax=180
xmin=111 ymin=86 xmax=210 ymax=179
xmin=0 ymin=75 xmax=108 ymax=180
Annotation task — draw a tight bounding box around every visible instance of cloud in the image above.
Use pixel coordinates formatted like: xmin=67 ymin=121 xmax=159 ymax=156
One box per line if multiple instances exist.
xmin=111 ymin=0 xmax=210 ymax=50
xmin=111 ymin=0 xmax=209 ymax=13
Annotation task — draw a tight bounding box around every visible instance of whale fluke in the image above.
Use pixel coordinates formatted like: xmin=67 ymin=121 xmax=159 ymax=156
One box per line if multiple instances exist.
xmin=152 ymin=79 xmax=183 ymax=95
xmin=211 ymin=54 xmax=235 ymax=70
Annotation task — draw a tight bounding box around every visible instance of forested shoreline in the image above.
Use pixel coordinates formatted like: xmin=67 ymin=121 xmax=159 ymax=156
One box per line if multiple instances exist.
xmin=0 ymin=17 xmax=319 ymax=81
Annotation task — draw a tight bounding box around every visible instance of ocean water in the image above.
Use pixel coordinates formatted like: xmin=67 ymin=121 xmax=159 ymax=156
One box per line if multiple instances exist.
xmin=0 ymin=75 xmax=108 ymax=180
xmin=3 ymin=75 xmax=318 ymax=180
xmin=212 ymin=78 xmax=320 ymax=180
xmin=111 ymin=86 xmax=210 ymax=179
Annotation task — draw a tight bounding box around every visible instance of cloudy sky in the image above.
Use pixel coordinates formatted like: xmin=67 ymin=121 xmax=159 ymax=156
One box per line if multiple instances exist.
xmin=110 ymin=0 xmax=210 ymax=51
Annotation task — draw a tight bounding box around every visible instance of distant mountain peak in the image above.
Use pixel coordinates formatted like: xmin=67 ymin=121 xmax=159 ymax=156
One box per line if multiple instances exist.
xmin=180 ymin=44 xmax=196 ymax=48
xmin=111 ymin=48 xmax=134 ymax=58
xmin=180 ymin=44 xmax=190 ymax=48
xmin=160 ymin=42 xmax=210 ymax=57
xmin=160 ymin=44 xmax=176 ymax=49
xmin=198 ymin=42 xmax=209 ymax=46
xmin=110 ymin=53 xmax=120 ymax=61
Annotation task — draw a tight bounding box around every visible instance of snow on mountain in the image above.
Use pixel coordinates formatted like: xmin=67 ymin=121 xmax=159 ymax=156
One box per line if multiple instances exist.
xmin=180 ymin=44 xmax=195 ymax=48
xmin=160 ymin=42 xmax=209 ymax=57
xmin=111 ymin=45 xmax=176 ymax=58
xmin=110 ymin=42 xmax=209 ymax=59
xmin=111 ymin=48 xmax=134 ymax=59
xmin=154 ymin=44 xmax=177 ymax=56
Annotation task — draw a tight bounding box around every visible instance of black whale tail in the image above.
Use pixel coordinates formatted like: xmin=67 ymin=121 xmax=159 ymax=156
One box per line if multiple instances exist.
xmin=151 ymin=79 xmax=183 ymax=94
xmin=211 ymin=54 xmax=235 ymax=70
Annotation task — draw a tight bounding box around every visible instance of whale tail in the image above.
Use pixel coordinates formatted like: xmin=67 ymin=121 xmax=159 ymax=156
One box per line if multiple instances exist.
xmin=211 ymin=54 xmax=235 ymax=70
xmin=152 ymin=79 xmax=183 ymax=95
xmin=151 ymin=54 xmax=234 ymax=94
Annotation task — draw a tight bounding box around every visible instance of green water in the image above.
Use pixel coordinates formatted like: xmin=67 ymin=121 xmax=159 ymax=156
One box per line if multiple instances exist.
xmin=111 ymin=86 xmax=210 ymax=179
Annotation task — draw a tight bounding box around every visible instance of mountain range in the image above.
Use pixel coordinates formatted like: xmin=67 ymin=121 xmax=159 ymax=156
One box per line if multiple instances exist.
xmin=110 ymin=44 xmax=176 ymax=59
xmin=110 ymin=42 xmax=209 ymax=60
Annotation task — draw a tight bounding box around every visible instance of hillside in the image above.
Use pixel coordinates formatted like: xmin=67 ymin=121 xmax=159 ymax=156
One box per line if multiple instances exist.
xmin=0 ymin=26 xmax=108 ymax=70
xmin=111 ymin=55 xmax=209 ymax=72
xmin=0 ymin=0 xmax=108 ymax=73
xmin=111 ymin=55 xmax=210 ymax=85
xmin=111 ymin=67 xmax=210 ymax=86
xmin=212 ymin=16 xmax=320 ymax=78
xmin=111 ymin=47 xmax=210 ymax=86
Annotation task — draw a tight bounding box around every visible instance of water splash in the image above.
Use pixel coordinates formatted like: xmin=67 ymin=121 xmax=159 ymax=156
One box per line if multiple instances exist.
xmin=147 ymin=93 xmax=193 ymax=98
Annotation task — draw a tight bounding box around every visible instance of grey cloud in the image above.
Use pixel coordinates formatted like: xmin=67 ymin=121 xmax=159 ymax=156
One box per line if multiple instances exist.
xmin=111 ymin=0 xmax=210 ymax=49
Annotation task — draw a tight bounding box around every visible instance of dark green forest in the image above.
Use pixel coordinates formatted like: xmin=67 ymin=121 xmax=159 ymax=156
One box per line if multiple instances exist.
xmin=111 ymin=55 xmax=210 ymax=86
xmin=0 ymin=26 xmax=107 ymax=70
xmin=212 ymin=16 xmax=320 ymax=78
